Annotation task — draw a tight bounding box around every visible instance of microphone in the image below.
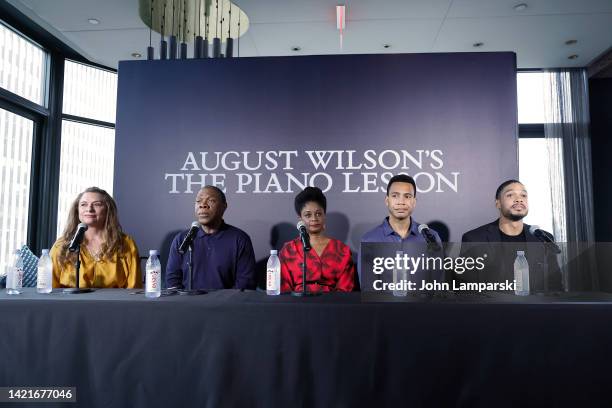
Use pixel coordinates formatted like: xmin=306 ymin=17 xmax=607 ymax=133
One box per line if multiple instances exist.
xmin=68 ymin=223 xmax=88 ymax=253
xmin=178 ymin=222 xmax=201 ymax=254
xmin=418 ymin=224 xmax=441 ymax=252
xmin=296 ymin=221 xmax=312 ymax=251
xmin=529 ymin=225 xmax=561 ymax=254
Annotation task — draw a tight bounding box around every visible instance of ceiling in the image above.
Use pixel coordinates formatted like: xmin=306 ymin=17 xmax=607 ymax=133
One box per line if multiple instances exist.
xmin=6 ymin=0 xmax=612 ymax=70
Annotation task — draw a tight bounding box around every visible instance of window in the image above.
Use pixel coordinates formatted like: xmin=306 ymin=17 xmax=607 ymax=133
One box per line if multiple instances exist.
xmin=517 ymin=72 xmax=554 ymax=235
xmin=519 ymin=138 xmax=553 ymax=233
xmin=0 ymin=20 xmax=47 ymax=273
xmin=62 ymin=60 xmax=117 ymax=123
xmin=57 ymin=121 xmax=115 ymax=234
xmin=0 ymin=22 xmax=47 ymax=105
xmin=56 ymin=60 xmax=117 ymax=235
xmin=517 ymin=71 xmax=545 ymax=124
xmin=0 ymin=108 xmax=34 ymax=274
xmin=1 ymin=15 xmax=119 ymax=259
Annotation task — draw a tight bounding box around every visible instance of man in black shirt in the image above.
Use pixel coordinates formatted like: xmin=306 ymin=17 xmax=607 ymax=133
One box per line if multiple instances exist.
xmin=459 ymin=180 xmax=562 ymax=292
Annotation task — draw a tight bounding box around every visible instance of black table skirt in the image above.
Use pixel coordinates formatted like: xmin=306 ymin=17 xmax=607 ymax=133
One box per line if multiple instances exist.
xmin=1 ymin=289 xmax=612 ymax=408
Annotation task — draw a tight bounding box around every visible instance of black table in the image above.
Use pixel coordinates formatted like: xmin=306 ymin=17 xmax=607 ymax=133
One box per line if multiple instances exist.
xmin=1 ymin=289 xmax=612 ymax=408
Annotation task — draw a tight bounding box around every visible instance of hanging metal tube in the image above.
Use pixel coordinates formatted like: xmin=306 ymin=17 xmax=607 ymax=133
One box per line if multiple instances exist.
xmin=160 ymin=39 xmax=168 ymax=59
xmin=203 ymin=38 xmax=209 ymax=58
xmin=213 ymin=38 xmax=221 ymax=58
xmin=225 ymin=38 xmax=233 ymax=58
xmin=180 ymin=42 xmax=188 ymax=59
xmin=194 ymin=36 xmax=203 ymax=58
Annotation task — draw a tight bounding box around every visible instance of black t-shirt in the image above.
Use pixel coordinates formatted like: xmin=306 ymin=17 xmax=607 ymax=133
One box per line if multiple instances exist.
xmin=499 ymin=228 xmax=527 ymax=272
xmin=500 ymin=229 xmax=526 ymax=243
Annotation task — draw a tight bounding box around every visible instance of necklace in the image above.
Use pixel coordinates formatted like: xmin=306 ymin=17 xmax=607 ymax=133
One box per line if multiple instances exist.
xmin=86 ymin=245 xmax=103 ymax=261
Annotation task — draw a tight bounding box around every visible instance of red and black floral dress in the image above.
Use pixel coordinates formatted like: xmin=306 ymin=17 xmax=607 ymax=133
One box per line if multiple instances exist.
xmin=279 ymin=237 xmax=355 ymax=293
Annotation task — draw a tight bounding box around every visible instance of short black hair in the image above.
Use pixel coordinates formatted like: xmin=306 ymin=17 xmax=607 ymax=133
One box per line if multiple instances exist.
xmin=294 ymin=186 xmax=327 ymax=215
xmin=495 ymin=179 xmax=523 ymax=199
xmin=203 ymin=185 xmax=227 ymax=205
xmin=386 ymin=174 xmax=417 ymax=196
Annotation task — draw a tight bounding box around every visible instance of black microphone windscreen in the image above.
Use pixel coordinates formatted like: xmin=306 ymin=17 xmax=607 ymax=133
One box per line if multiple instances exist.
xmin=529 ymin=225 xmax=541 ymax=235
xmin=68 ymin=223 xmax=88 ymax=252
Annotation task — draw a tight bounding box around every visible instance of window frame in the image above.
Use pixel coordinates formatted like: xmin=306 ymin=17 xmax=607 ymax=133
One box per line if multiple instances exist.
xmin=56 ymin=59 xmax=117 ymax=236
xmin=62 ymin=59 xmax=117 ymax=129
xmin=517 ymin=69 xmax=545 ymax=139
xmin=516 ymin=69 xmax=555 ymax=234
xmin=1 ymin=1 xmax=117 ymax=256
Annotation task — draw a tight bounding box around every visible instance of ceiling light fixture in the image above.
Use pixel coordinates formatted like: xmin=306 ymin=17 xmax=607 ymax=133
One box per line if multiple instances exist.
xmin=513 ymin=3 xmax=528 ymax=11
xmin=473 ymin=42 xmax=484 ymax=48
xmin=139 ymin=0 xmax=250 ymax=60
xmin=88 ymin=18 xmax=100 ymax=25
xmin=132 ymin=52 xmax=142 ymax=58
xmin=568 ymin=54 xmax=579 ymax=60
xmin=565 ymin=39 xmax=577 ymax=45
xmin=383 ymin=44 xmax=391 ymax=49
xmin=291 ymin=46 xmax=301 ymax=52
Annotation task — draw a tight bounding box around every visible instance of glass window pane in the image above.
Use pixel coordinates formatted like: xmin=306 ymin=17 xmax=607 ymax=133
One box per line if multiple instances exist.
xmin=519 ymin=138 xmax=554 ymax=234
xmin=63 ymin=60 xmax=117 ymax=123
xmin=0 ymin=108 xmax=33 ymax=275
xmin=0 ymin=22 xmax=46 ymax=105
xmin=57 ymin=120 xmax=115 ymax=235
xmin=517 ymin=72 xmax=545 ymax=124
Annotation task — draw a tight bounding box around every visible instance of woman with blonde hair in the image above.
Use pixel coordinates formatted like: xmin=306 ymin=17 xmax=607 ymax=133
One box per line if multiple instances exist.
xmin=50 ymin=187 xmax=142 ymax=288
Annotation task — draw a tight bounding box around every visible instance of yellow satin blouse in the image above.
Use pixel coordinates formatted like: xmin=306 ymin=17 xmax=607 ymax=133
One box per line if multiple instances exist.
xmin=50 ymin=234 xmax=142 ymax=289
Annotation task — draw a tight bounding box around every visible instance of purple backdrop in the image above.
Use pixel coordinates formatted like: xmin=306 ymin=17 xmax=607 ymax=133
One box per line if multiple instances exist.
xmin=115 ymin=52 xmax=518 ymax=264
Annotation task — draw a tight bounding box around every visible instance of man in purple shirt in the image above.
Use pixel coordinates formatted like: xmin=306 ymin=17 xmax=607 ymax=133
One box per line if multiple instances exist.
xmin=359 ymin=174 xmax=442 ymax=287
xmin=166 ymin=186 xmax=256 ymax=290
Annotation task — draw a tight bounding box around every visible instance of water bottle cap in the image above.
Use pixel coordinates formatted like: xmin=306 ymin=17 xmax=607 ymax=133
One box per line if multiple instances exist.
xmin=41 ymin=249 xmax=49 ymax=255
xmin=149 ymin=249 xmax=159 ymax=256
xmin=270 ymin=250 xmax=278 ymax=255
xmin=517 ymin=250 xmax=525 ymax=255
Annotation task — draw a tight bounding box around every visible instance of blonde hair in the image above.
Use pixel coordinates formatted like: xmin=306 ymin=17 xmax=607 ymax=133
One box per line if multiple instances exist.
xmin=57 ymin=187 xmax=125 ymax=265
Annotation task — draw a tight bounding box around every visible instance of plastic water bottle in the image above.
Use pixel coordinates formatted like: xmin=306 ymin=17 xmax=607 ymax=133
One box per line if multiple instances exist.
xmin=514 ymin=251 xmax=530 ymax=296
xmin=266 ymin=250 xmax=281 ymax=295
xmin=6 ymin=250 xmax=23 ymax=295
xmin=393 ymin=250 xmax=408 ymax=296
xmin=145 ymin=250 xmax=162 ymax=298
xmin=37 ymin=249 xmax=53 ymax=294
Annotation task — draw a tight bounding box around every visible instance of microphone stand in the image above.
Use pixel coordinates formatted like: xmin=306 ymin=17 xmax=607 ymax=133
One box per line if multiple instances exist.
xmin=63 ymin=248 xmax=92 ymax=294
xmin=178 ymin=244 xmax=206 ymax=295
xmin=292 ymin=243 xmax=320 ymax=297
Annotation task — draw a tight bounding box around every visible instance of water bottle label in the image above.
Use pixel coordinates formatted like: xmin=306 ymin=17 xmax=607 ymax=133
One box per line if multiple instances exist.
xmin=147 ymin=269 xmax=160 ymax=291
xmin=15 ymin=268 xmax=23 ymax=288
xmin=393 ymin=268 xmax=408 ymax=296
xmin=515 ymin=271 xmax=522 ymax=289
xmin=37 ymin=267 xmax=47 ymax=288
xmin=266 ymin=268 xmax=276 ymax=290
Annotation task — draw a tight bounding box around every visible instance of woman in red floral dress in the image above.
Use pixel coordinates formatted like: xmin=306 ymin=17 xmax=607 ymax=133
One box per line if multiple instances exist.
xmin=280 ymin=187 xmax=356 ymax=293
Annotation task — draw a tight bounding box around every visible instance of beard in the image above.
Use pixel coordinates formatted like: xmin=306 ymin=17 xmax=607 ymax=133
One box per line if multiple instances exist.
xmin=502 ymin=207 xmax=527 ymax=221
